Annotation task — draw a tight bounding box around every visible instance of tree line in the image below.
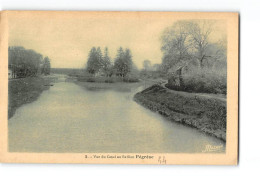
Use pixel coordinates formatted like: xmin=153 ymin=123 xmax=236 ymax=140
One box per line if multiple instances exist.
xmin=138 ymin=20 xmax=227 ymax=94
xmin=86 ymin=46 xmax=134 ymax=77
xmin=160 ymin=20 xmax=227 ymax=73
xmin=159 ymin=20 xmax=227 ymax=94
xmin=140 ymin=20 xmax=226 ymax=78
xmin=8 ymin=46 xmax=51 ymax=78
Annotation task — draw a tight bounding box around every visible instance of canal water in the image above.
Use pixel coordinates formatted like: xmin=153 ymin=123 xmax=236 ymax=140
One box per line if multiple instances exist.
xmin=9 ymin=77 xmax=225 ymax=153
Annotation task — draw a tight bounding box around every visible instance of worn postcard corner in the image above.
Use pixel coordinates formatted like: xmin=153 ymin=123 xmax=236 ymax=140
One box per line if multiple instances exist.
xmin=0 ymin=11 xmax=238 ymax=165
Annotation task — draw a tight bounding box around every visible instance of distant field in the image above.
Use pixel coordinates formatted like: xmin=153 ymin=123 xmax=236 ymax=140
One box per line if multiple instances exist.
xmin=75 ymin=81 xmax=143 ymax=92
xmin=51 ymin=68 xmax=84 ymax=76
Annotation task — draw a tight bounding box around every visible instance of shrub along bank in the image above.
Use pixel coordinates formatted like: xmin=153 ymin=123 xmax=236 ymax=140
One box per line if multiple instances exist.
xmin=77 ymin=74 xmax=139 ymax=83
xmin=134 ymin=84 xmax=226 ymax=141
xmin=167 ymin=69 xmax=227 ymax=94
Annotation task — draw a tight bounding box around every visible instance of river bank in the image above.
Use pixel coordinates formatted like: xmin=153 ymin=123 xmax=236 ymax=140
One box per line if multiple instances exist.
xmin=134 ymin=84 xmax=226 ymax=141
xmin=75 ymin=81 xmax=143 ymax=92
xmin=9 ymin=78 xmax=225 ymax=153
xmin=74 ymin=78 xmax=164 ymax=92
xmin=8 ymin=76 xmax=54 ymax=119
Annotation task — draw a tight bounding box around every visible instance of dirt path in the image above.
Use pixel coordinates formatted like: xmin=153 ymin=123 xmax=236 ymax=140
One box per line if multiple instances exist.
xmin=160 ymin=82 xmax=226 ymax=102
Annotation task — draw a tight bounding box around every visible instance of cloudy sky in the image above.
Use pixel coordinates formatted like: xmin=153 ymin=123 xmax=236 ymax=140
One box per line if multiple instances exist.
xmin=8 ymin=11 xmax=226 ymax=69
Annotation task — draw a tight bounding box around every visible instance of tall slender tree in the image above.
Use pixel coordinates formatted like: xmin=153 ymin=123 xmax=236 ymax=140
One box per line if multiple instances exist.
xmin=102 ymin=47 xmax=112 ymax=77
xmin=161 ymin=21 xmax=191 ymax=72
xmin=86 ymin=47 xmax=103 ymax=75
xmin=114 ymin=47 xmax=133 ymax=77
xmin=123 ymin=48 xmax=133 ymax=75
xmin=42 ymin=57 xmax=51 ymax=75
xmin=114 ymin=47 xmax=124 ymax=77
xmin=187 ymin=20 xmax=213 ymax=68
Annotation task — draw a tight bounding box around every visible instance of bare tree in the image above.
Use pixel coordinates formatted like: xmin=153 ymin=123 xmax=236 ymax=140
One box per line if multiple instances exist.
xmin=161 ymin=21 xmax=192 ymax=72
xmin=187 ymin=20 xmax=214 ymax=68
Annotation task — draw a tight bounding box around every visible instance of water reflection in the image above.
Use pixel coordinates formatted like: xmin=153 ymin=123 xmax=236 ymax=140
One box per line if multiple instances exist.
xmin=9 ymin=81 xmax=225 ymax=153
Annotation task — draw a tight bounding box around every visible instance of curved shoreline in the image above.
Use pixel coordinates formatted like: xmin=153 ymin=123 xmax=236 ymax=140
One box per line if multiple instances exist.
xmin=8 ymin=76 xmax=54 ymax=119
xmin=134 ymin=84 xmax=226 ymax=141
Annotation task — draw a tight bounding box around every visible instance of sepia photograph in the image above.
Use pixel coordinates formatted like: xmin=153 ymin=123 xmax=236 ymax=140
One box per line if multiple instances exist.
xmin=0 ymin=11 xmax=238 ymax=164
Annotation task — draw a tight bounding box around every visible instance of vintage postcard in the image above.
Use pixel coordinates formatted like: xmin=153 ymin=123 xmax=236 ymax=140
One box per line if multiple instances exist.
xmin=0 ymin=11 xmax=238 ymax=165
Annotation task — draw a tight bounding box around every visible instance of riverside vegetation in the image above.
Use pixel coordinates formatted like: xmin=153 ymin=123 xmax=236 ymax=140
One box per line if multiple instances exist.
xmin=134 ymin=84 xmax=226 ymax=141
xmin=8 ymin=76 xmax=53 ymax=119
xmin=8 ymin=47 xmax=52 ymax=119
xmin=8 ymin=19 xmax=227 ymax=141
xmin=134 ymin=20 xmax=227 ymax=141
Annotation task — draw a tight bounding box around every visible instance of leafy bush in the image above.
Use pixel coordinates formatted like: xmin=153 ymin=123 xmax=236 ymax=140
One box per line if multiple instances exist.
xmin=77 ymin=75 xmax=96 ymax=82
xmin=166 ymin=68 xmax=227 ymax=94
xmin=77 ymin=74 xmax=139 ymax=83
xmin=184 ymin=69 xmax=226 ymax=94
xmin=104 ymin=77 xmax=114 ymax=83
xmin=123 ymin=74 xmax=139 ymax=82
xmin=139 ymin=70 xmax=166 ymax=79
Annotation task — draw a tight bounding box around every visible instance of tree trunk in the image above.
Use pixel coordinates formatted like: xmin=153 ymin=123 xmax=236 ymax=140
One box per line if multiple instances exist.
xmin=198 ymin=55 xmax=205 ymax=69
xmin=178 ymin=67 xmax=184 ymax=87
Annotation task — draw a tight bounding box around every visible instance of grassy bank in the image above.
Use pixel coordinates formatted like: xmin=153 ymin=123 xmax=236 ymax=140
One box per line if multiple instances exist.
xmin=8 ymin=76 xmax=53 ymax=119
xmin=134 ymin=84 xmax=226 ymax=141
xmin=77 ymin=75 xmax=139 ymax=83
xmin=74 ymin=78 xmax=164 ymax=92
xmin=75 ymin=81 xmax=144 ymax=92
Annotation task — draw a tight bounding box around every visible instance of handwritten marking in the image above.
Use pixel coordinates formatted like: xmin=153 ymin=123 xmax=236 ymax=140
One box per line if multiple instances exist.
xmin=158 ymin=156 xmax=167 ymax=164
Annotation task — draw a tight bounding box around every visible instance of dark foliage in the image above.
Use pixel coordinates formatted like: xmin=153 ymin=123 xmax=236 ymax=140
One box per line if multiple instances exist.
xmin=8 ymin=46 xmax=51 ymax=78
